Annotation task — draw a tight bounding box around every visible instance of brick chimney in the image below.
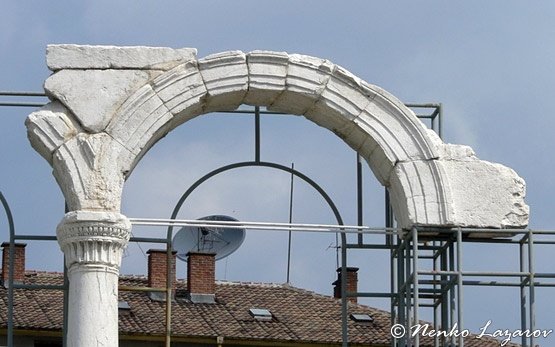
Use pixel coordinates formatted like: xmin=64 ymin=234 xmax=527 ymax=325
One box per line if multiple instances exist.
xmin=333 ymin=267 xmax=359 ymax=304
xmin=1 ymin=242 xmax=27 ymax=286
xmin=147 ymin=249 xmax=176 ymax=290
xmin=187 ymin=252 xmax=216 ymax=304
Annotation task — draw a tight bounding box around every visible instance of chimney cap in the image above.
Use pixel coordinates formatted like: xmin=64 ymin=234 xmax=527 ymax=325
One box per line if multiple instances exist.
xmin=1 ymin=242 xmax=27 ymax=248
xmin=336 ymin=267 xmax=359 ymax=273
xmin=146 ymin=249 xmax=176 ymax=255
xmin=187 ymin=251 xmax=217 ymax=257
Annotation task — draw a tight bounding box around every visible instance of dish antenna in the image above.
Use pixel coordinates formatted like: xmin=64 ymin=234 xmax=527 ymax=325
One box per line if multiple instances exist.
xmin=172 ymin=215 xmax=246 ymax=261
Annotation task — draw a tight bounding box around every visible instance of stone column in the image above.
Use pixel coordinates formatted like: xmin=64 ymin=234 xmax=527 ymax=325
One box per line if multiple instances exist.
xmin=56 ymin=211 xmax=131 ymax=347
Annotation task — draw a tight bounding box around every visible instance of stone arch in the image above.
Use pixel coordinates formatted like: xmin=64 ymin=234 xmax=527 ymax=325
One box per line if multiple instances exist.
xmin=27 ymin=45 xmax=528 ymax=229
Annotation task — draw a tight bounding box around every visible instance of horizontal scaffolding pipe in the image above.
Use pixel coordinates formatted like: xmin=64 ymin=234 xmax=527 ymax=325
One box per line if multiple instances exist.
xmin=0 ymin=91 xmax=46 ymax=96
xmin=347 ymin=292 xmax=394 ymax=298
xmin=404 ymin=103 xmax=441 ymax=108
xmin=14 ymin=235 xmax=57 ymax=241
xmin=129 ymin=236 xmax=169 ymax=244
xmin=0 ymin=102 xmax=46 ymax=107
xmin=119 ymin=285 xmax=167 ymax=293
xmin=462 ymin=281 xmax=555 ymax=288
xmin=418 ymin=270 xmax=532 ymax=277
xmin=344 ymin=244 xmax=393 ymax=249
xmin=218 ymin=109 xmax=286 ymax=115
xmin=13 ymin=284 xmax=65 ymax=290
xmin=129 ymin=218 xmax=401 ymax=234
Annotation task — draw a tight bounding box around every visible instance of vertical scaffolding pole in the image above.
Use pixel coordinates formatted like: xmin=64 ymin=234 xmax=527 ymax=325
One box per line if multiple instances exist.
xmin=405 ymin=236 xmax=412 ymax=346
xmin=412 ymin=227 xmax=420 ymax=347
xmin=254 ymin=106 xmax=261 ymax=163
xmin=357 ymin=154 xmax=363 ymax=245
xmin=1 ymin=192 xmax=15 ymax=347
xmin=396 ymin=237 xmax=406 ymax=346
xmin=286 ymin=163 xmax=295 ymax=284
xmin=165 ymin=231 xmax=173 ymax=347
xmin=456 ymin=228 xmax=464 ymax=347
xmin=438 ymin=103 xmax=443 ymax=139
xmin=520 ymin=235 xmax=528 ymax=347
xmin=433 ymin=240 xmax=440 ymax=347
xmin=528 ymin=229 xmax=536 ymax=347
xmin=449 ymin=240 xmax=456 ymax=347
xmin=341 ymin=231 xmax=348 ymax=347
xmin=440 ymin=243 xmax=449 ymax=346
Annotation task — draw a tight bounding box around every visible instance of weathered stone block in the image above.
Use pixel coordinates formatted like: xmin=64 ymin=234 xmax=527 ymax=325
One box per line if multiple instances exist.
xmin=106 ymin=84 xmax=173 ymax=158
xmin=244 ymin=50 xmax=288 ymax=106
xmin=269 ymin=54 xmax=334 ymax=115
xmin=389 ymin=159 xmax=452 ymax=228
xmin=151 ymin=61 xmax=207 ymax=128
xmin=45 ymin=69 xmax=153 ymax=133
xmin=357 ymin=100 xmax=424 ymax=164
xmin=442 ymin=159 xmax=529 ymax=228
xmin=47 ymin=44 xmax=197 ymax=71
xmin=25 ymin=102 xmax=80 ymax=164
xmin=52 ymin=133 xmax=132 ymax=211
xmin=306 ymin=66 xmax=373 ymax=125
xmin=198 ymin=51 xmax=249 ymax=112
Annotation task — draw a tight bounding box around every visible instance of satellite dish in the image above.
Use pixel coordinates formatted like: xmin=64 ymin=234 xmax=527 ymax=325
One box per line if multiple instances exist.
xmin=172 ymin=215 xmax=246 ymax=261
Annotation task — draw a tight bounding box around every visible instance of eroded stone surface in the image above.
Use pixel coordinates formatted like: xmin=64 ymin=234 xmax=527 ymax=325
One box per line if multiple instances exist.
xmin=198 ymin=51 xmax=249 ymax=112
xmin=25 ymin=101 xmax=80 ymax=164
xmin=45 ymin=69 xmax=154 ymax=133
xmin=389 ymin=159 xmax=452 ymax=227
xmin=106 ymin=84 xmax=173 ymax=156
xmin=269 ymin=54 xmax=335 ymax=115
xmin=52 ymin=133 xmax=132 ymax=211
xmin=47 ymin=44 xmax=197 ymax=70
xmin=151 ymin=61 xmax=207 ymax=128
xmin=57 ymin=210 xmax=131 ymax=269
xmin=441 ymin=159 xmax=529 ymax=228
xmin=244 ymin=50 xmax=289 ymax=106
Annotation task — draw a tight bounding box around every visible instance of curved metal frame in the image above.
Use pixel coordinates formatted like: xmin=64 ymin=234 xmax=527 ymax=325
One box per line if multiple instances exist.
xmin=0 ymin=191 xmax=16 ymax=347
xmin=167 ymin=161 xmax=344 ymax=225
xmin=166 ymin=160 xmax=351 ymax=344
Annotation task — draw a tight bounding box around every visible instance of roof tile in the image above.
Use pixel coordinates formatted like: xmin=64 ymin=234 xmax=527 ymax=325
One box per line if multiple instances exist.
xmin=0 ymin=272 xmax=520 ymax=346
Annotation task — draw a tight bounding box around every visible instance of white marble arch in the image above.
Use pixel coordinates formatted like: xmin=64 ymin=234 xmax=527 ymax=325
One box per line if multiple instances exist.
xmin=27 ymin=45 xmax=529 ymax=230
xmin=25 ymin=44 xmax=529 ymax=347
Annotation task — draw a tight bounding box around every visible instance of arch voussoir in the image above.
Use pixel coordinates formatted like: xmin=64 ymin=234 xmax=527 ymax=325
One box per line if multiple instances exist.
xmin=106 ymin=84 xmax=172 ymax=159
xmin=198 ymin=51 xmax=249 ymax=113
xmin=267 ymin=54 xmax=335 ymax=115
xmin=150 ymin=60 xmax=206 ymax=128
xmin=244 ymin=50 xmax=289 ymax=106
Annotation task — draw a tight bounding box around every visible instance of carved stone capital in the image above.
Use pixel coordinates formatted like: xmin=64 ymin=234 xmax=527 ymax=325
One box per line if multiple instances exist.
xmin=57 ymin=210 xmax=131 ymax=272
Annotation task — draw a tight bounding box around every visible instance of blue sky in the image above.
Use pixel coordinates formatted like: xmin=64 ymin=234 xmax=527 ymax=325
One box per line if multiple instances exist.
xmin=1 ymin=1 xmax=555 ymax=345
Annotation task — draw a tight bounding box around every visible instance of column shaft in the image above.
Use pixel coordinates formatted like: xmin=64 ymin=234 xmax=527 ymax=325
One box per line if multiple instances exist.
xmin=57 ymin=211 xmax=131 ymax=347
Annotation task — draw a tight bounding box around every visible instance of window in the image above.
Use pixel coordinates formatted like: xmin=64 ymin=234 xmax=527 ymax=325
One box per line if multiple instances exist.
xmin=118 ymin=300 xmax=131 ymax=315
xmin=350 ymin=313 xmax=373 ymax=323
xmin=249 ymin=308 xmax=273 ymax=321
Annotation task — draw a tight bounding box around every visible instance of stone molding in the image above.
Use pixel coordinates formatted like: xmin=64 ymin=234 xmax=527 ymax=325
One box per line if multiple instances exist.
xmin=26 ymin=45 xmax=529 ymax=230
xmin=56 ymin=211 xmax=131 ymax=271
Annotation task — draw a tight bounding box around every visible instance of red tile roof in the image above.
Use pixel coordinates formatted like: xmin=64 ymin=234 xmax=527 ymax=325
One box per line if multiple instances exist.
xmin=0 ymin=271 xmax=519 ymax=346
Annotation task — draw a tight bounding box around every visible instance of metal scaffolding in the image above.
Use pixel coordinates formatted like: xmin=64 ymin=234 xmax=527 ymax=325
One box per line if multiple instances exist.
xmin=1 ymin=92 xmax=553 ymax=347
